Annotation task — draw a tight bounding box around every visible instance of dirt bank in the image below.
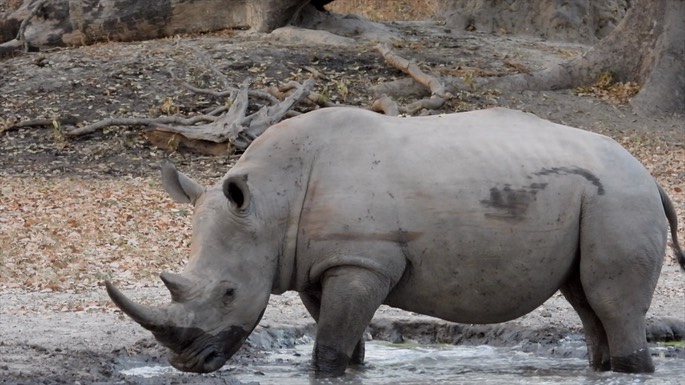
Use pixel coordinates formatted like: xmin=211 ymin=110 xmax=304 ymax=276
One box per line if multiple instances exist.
xmin=1 ymin=17 xmax=684 ymax=385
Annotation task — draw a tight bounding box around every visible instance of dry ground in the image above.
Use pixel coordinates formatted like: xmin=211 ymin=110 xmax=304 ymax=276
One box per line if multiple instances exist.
xmin=0 ymin=16 xmax=683 ymax=384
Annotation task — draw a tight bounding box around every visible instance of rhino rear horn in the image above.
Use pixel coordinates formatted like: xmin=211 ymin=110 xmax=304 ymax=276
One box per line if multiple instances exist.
xmin=160 ymin=272 xmax=194 ymax=302
xmin=105 ymin=281 xmax=166 ymax=332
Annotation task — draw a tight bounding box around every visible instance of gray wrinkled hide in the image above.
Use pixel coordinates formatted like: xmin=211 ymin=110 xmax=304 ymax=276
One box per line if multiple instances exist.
xmin=256 ymin=108 xmax=664 ymax=309
xmin=131 ymin=107 xmax=676 ymax=375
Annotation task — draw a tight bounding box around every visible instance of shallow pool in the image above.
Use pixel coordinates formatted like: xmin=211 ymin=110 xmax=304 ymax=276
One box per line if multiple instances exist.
xmin=120 ymin=339 xmax=685 ymax=385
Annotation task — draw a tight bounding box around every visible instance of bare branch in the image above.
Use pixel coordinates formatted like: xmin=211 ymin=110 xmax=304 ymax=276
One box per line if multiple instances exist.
xmin=239 ymin=77 xmax=316 ymax=145
xmin=248 ymin=90 xmax=281 ymax=105
xmin=370 ymin=95 xmax=400 ymax=116
xmin=375 ymin=43 xmax=448 ymax=114
xmin=65 ymin=115 xmax=216 ymax=137
xmin=376 ymin=43 xmax=446 ymax=98
xmin=202 ymin=105 xmax=230 ymax=116
xmin=4 ymin=115 xmax=81 ymax=132
xmin=306 ymin=92 xmax=339 ymax=108
xmin=403 ymin=96 xmax=445 ymax=115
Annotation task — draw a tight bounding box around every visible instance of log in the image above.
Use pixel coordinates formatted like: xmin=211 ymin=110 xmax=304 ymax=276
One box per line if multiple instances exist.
xmin=1 ymin=0 xmax=312 ymax=56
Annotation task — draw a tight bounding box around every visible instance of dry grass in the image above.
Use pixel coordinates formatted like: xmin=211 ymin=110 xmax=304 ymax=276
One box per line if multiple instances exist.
xmin=574 ymin=71 xmax=641 ymax=104
xmin=0 ymin=176 xmax=192 ymax=293
xmin=1 ymin=132 xmax=682 ymax=294
xmin=327 ymin=0 xmax=438 ymax=21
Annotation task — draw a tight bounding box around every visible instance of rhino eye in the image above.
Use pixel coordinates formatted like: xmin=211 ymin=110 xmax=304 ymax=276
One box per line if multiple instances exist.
xmin=224 ymin=288 xmax=235 ymax=298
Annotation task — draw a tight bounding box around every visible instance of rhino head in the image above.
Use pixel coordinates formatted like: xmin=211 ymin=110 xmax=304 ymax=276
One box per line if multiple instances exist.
xmin=106 ymin=163 xmax=277 ymax=373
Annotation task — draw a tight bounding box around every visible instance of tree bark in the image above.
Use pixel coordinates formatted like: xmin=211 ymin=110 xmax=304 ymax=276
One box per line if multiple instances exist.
xmin=628 ymin=0 xmax=685 ymax=116
xmin=1 ymin=0 xmax=312 ymax=53
xmin=444 ymin=0 xmax=685 ymax=116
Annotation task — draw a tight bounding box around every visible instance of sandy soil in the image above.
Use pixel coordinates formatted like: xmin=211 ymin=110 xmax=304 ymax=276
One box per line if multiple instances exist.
xmin=1 ymin=18 xmax=684 ymax=385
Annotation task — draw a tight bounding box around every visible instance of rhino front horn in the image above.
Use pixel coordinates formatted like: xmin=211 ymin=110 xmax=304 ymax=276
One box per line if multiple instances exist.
xmin=105 ymin=281 xmax=166 ymax=331
xmin=160 ymin=272 xmax=194 ymax=302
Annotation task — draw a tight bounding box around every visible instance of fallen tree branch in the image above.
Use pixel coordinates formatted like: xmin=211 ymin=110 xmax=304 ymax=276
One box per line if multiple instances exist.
xmin=370 ymin=95 xmax=400 ymax=116
xmin=57 ymin=42 xmax=325 ymax=154
xmin=240 ymin=77 xmax=316 ymax=142
xmin=268 ymin=81 xmax=346 ymax=109
xmin=376 ymin=43 xmax=446 ymax=98
xmin=147 ymin=78 xmax=251 ymax=144
xmin=65 ymin=74 xmax=317 ymax=153
xmin=65 ymin=115 xmax=217 ymax=137
xmin=374 ymin=43 xmax=449 ymax=114
xmin=4 ymin=115 xmax=80 ymax=132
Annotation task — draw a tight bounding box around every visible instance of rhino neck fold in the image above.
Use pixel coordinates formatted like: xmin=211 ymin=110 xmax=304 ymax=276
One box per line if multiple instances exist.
xmin=271 ymin=151 xmax=319 ymax=294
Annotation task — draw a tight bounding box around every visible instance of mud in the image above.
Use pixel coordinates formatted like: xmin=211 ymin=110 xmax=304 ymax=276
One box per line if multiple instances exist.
xmin=2 ymin=275 xmax=684 ymax=385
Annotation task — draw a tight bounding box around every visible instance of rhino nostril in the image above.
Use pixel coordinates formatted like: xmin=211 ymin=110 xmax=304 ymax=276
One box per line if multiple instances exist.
xmin=202 ymin=349 xmax=227 ymax=372
xmin=205 ymin=350 xmax=219 ymax=362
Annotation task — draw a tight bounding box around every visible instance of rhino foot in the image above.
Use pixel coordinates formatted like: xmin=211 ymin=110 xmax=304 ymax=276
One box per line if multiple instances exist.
xmin=350 ymin=339 xmax=365 ymax=365
xmin=611 ymin=348 xmax=655 ymax=373
xmin=313 ymin=343 xmax=349 ymax=377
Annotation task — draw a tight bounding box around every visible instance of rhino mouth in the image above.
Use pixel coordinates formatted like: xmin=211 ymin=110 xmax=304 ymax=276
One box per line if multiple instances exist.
xmin=169 ymin=344 xmax=227 ymax=373
xmin=165 ymin=325 xmax=249 ymax=373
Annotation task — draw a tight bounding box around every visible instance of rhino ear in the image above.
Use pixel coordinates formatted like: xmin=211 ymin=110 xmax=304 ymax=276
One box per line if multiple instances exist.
xmin=223 ymin=174 xmax=250 ymax=211
xmin=161 ymin=162 xmax=205 ymax=205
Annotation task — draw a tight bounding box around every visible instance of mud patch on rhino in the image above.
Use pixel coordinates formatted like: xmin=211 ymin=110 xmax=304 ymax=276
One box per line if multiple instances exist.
xmin=480 ymin=183 xmax=547 ymax=221
xmin=533 ymin=167 xmax=605 ymax=195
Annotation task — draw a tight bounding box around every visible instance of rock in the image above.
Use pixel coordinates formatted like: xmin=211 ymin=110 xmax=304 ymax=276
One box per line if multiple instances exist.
xmin=439 ymin=0 xmax=629 ymax=43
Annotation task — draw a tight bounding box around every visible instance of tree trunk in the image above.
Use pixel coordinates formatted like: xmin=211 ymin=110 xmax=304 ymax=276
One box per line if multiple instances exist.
xmin=628 ymin=0 xmax=685 ymax=116
xmin=443 ymin=0 xmax=685 ymax=116
xmin=1 ymin=0 xmax=311 ymax=53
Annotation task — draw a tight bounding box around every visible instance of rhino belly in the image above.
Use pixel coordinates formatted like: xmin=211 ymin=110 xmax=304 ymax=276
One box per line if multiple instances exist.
xmin=384 ymin=222 xmax=579 ymax=324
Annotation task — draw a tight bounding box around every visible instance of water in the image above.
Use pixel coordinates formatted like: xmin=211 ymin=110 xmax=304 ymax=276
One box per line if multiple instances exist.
xmin=121 ymin=341 xmax=685 ymax=385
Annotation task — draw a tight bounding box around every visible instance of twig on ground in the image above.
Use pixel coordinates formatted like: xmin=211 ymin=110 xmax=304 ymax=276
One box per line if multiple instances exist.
xmin=374 ymin=43 xmax=449 ymax=114
xmin=370 ymin=95 xmax=400 ymax=116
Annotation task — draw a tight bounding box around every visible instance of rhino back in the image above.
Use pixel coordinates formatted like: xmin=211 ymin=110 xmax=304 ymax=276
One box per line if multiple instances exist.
xmin=244 ymin=108 xmax=660 ymax=322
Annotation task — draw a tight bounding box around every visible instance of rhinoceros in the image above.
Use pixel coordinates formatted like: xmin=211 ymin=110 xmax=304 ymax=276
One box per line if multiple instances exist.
xmin=106 ymin=107 xmax=684 ymax=377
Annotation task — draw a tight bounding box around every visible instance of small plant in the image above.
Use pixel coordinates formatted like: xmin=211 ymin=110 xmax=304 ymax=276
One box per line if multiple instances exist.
xmin=462 ymin=70 xmax=476 ymax=91
xmin=52 ymin=118 xmax=67 ymax=147
xmin=160 ymin=97 xmax=179 ymax=115
xmin=166 ymin=133 xmax=181 ymax=153
xmin=334 ymin=78 xmax=350 ymax=102
xmin=574 ymin=71 xmax=640 ymax=104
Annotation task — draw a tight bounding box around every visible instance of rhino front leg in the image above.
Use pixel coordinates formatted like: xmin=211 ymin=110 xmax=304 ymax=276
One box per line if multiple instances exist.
xmin=299 ymin=291 xmax=366 ymax=365
xmin=313 ymin=266 xmax=393 ymax=377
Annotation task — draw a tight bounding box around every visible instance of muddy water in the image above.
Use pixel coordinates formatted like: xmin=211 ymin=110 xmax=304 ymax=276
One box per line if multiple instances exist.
xmin=119 ymin=338 xmax=685 ymax=385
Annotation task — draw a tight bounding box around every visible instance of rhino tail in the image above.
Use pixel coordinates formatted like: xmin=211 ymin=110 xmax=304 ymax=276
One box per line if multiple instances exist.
xmin=657 ymin=183 xmax=685 ymax=271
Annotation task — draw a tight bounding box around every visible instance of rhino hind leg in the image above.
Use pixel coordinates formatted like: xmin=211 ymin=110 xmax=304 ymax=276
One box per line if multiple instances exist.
xmin=578 ymin=260 xmax=658 ymax=373
xmin=560 ymin=267 xmax=611 ymax=371
xmin=578 ymin=210 xmax=663 ymax=373
xmin=299 ymin=291 xmax=366 ymax=365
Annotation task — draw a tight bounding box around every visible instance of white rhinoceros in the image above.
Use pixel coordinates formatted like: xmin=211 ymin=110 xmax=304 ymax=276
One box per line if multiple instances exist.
xmin=106 ymin=107 xmax=684 ymax=377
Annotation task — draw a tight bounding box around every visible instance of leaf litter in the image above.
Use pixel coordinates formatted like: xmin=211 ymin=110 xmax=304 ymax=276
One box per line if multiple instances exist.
xmin=0 ymin=24 xmax=683 ymax=316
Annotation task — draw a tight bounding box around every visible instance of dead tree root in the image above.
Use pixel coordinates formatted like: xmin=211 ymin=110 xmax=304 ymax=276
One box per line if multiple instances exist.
xmin=373 ymin=43 xmax=450 ymax=115
xmin=61 ymin=44 xmax=320 ymax=155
